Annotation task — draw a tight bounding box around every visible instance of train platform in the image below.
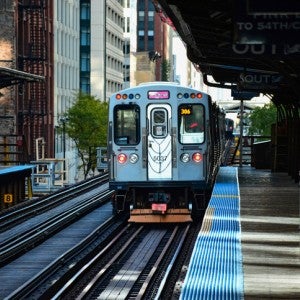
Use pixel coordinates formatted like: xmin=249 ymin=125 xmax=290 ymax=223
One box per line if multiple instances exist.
xmin=181 ymin=166 xmax=299 ymax=299
xmin=0 ymin=165 xmax=33 ymax=209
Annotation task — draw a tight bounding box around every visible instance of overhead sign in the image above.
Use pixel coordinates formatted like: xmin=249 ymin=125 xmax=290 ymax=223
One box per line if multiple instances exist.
xmin=232 ymin=43 xmax=300 ymax=56
xmin=234 ymin=14 xmax=300 ymax=44
xmin=237 ymin=72 xmax=284 ymax=91
xmin=231 ymin=89 xmax=259 ymax=100
xmin=247 ymin=0 xmax=300 ymax=15
xmin=233 ymin=0 xmax=300 ymax=52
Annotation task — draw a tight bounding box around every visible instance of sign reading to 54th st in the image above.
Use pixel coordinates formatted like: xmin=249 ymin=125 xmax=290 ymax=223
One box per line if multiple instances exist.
xmin=235 ymin=15 xmax=300 ymax=44
xmin=233 ymin=0 xmax=300 ymax=46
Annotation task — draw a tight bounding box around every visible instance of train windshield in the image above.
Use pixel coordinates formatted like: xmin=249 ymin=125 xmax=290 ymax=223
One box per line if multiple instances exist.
xmin=179 ymin=104 xmax=205 ymax=144
xmin=114 ymin=105 xmax=140 ymax=145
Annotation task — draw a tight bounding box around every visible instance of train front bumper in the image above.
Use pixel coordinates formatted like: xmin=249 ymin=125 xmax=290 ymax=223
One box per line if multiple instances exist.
xmin=128 ymin=208 xmax=192 ymax=223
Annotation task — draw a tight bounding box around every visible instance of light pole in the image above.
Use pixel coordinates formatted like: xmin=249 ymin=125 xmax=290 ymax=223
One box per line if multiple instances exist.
xmin=59 ymin=117 xmax=68 ymax=180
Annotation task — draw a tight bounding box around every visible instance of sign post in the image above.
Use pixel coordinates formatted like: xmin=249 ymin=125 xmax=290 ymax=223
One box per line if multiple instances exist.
xmin=239 ymin=100 xmax=244 ymax=167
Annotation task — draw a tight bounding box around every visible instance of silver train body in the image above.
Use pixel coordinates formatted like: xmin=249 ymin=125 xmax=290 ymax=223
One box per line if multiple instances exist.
xmin=107 ymin=82 xmax=225 ymax=222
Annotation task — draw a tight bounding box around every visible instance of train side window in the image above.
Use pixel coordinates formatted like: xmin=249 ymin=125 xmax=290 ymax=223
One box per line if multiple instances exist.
xmin=114 ymin=105 xmax=140 ymax=145
xmin=179 ymin=104 xmax=204 ymax=144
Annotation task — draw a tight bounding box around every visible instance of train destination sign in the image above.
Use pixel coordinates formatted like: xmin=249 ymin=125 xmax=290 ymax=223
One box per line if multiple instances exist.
xmin=148 ymin=90 xmax=170 ymax=99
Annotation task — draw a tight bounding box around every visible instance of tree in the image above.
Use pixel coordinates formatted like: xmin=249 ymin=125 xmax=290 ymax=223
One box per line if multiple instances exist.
xmin=248 ymin=102 xmax=277 ymax=136
xmin=62 ymin=93 xmax=108 ymax=179
xmin=161 ymin=59 xmax=171 ymax=81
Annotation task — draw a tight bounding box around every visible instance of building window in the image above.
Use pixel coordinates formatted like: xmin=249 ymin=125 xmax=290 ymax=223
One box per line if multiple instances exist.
xmin=81 ymin=52 xmax=90 ymax=71
xmin=80 ymin=3 xmax=90 ymax=20
xmin=80 ymin=27 xmax=90 ymax=46
xmin=126 ymin=16 xmax=130 ymax=32
xmin=80 ymin=77 xmax=90 ymax=94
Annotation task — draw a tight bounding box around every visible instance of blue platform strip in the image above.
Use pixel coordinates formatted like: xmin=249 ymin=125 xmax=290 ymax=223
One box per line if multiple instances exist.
xmin=180 ymin=167 xmax=244 ymax=300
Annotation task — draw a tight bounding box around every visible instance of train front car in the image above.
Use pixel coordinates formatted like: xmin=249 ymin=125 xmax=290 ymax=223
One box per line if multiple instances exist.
xmin=108 ymin=82 xmax=224 ymax=223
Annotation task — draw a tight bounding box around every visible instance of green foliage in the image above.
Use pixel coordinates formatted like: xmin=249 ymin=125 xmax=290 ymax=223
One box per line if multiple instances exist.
xmin=248 ymin=102 xmax=277 ymax=136
xmin=63 ymin=93 xmax=108 ymax=179
xmin=162 ymin=59 xmax=171 ymax=81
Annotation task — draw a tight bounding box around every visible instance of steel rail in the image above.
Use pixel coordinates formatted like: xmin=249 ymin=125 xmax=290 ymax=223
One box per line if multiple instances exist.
xmin=154 ymin=224 xmax=190 ymax=299
xmin=51 ymin=224 xmax=143 ymax=300
xmin=0 ymin=189 xmax=114 ymax=265
xmin=0 ymin=172 xmax=109 ymax=231
xmin=5 ymin=216 xmax=126 ymax=300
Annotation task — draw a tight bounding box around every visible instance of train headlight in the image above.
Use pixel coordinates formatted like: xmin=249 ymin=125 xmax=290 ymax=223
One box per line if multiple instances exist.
xmin=129 ymin=153 xmax=139 ymax=164
xmin=117 ymin=153 xmax=127 ymax=164
xmin=192 ymin=152 xmax=203 ymax=163
xmin=180 ymin=153 xmax=190 ymax=163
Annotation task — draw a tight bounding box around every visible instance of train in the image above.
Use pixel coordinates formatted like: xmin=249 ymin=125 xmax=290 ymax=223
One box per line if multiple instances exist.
xmin=225 ymin=118 xmax=234 ymax=140
xmin=107 ymin=82 xmax=226 ymax=223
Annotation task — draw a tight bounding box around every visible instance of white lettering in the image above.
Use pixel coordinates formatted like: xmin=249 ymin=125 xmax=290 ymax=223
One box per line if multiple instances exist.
xmin=233 ymin=44 xmax=279 ymax=55
xmin=153 ymin=156 xmax=167 ymax=162
xmin=240 ymin=74 xmax=282 ymax=84
xmin=237 ymin=22 xmax=253 ymax=30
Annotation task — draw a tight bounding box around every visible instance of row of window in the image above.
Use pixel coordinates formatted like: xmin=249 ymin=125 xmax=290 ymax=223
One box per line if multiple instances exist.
xmin=56 ymin=30 xmax=79 ymax=59
xmin=107 ymin=56 xmax=123 ymax=73
xmin=107 ymin=31 xmax=124 ymax=51
xmin=57 ymin=1 xmax=79 ymax=30
xmin=107 ymin=81 xmax=123 ymax=94
xmin=137 ymin=7 xmax=155 ymax=51
xmin=56 ymin=62 xmax=79 ymax=89
xmin=80 ymin=78 xmax=123 ymax=97
xmin=107 ymin=5 xmax=124 ymax=29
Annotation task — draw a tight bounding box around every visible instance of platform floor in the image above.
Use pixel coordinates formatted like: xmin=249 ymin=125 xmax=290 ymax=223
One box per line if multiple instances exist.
xmin=238 ymin=167 xmax=300 ymax=299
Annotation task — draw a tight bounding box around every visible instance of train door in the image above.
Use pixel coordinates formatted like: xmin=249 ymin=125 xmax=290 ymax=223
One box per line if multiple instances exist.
xmin=147 ymin=104 xmax=172 ymax=180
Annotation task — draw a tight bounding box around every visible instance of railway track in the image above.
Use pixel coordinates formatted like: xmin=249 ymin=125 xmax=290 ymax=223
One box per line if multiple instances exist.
xmin=0 ymin=174 xmax=203 ymax=299
xmin=0 ymin=175 xmax=115 ymax=298
xmin=0 ymin=172 xmax=109 ymax=232
xmin=0 ymin=189 xmax=114 ymax=266
xmin=47 ymin=224 xmax=193 ymax=299
xmin=6 ymin=216 xmax=127 ymax=299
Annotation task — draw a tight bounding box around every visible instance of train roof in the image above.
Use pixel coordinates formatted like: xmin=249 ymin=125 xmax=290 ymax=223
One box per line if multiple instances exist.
xmin=110 ymin=82 xmax=209 ymax=98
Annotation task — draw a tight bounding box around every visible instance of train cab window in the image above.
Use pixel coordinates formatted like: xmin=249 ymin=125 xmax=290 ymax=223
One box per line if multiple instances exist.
xmin=114 ymin=105 xmax=140 ymax=145
xmin=151 ymin=108 xmax=168 ymax=138
xmin=179 ymin=104 xmax=204 ymax=144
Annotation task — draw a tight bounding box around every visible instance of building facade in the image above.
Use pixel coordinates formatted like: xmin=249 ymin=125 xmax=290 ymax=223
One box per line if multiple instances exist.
xmin=81 ymin=0 xmax=124 ymax=102
xmin=0 ymin=0 xmax=54 ymax=164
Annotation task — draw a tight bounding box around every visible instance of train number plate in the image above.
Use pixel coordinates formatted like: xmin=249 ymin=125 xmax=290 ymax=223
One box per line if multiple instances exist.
xmin=152 ymin=203 xmax=167 ymax=214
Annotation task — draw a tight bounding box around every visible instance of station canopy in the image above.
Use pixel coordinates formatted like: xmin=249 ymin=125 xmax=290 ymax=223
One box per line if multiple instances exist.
xmin=155 ymin=0 xmax=300 ymax=106
xmin=0 ymin=66 xmax=44 ymax=89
